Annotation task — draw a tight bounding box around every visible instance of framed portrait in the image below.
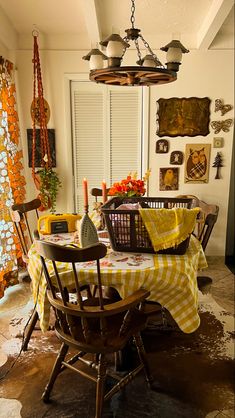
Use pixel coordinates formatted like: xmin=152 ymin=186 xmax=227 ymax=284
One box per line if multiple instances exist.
xmin=184 ymin=144 xmax=211 ymax=183
xmin=156 ymin=97 xmax=211 ymax=137
xmin=27 ymin=129 xmax=56 ymax=167
xmin=159 ymin=167 xmax=179 ymax=191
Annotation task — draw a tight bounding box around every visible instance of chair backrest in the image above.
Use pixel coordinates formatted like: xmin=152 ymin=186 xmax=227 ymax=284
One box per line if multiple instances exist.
xmin=90 ymin=188 xmax=110 ymax=203
xmin=197 ymin=200 xmax=219 ymax=251
xmin=34 ymin=238 xmax=149 ymax=348
xmin=176 ymin=195 xmax=219 ymax=249
xmin=11 ymin=198 xmax=41 ymax=257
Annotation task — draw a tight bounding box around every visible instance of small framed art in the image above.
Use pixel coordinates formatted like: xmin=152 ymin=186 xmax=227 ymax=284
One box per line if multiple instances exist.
xmin=156 ymin=139 xmax=169 ymax=153
xmin=170 ymin=151 xmax=183 ymax=165
xmin=27 ymin=129 xmax=56 ymax=167
xmin=184 ymin=144 xmax=211 ymax=183
xmin=159 ymin=167 xmax=179 ymax=191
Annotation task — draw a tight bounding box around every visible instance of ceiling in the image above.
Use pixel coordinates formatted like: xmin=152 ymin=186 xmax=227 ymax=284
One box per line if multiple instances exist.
xmin=0 ymin=0 xmax=234 ymax=52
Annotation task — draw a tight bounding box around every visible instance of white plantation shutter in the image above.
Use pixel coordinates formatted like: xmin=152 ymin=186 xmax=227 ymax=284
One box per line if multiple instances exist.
xmin=109 ymin=88 xmax=141 ymax=184
xmin=71 ymin=82 xmax=142 ymax=212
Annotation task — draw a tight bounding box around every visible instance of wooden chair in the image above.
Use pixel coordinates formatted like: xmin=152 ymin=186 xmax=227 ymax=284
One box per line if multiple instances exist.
xmin=144 ymin=197 xmax=219 ymax=326
xmin=11 ymin=198 xmax=41 ymax=263
xmin=35 ymin=238 xmax=153 ymax=417
xmin=90 ymin=187 xmax=110 ymax=203
xmin=10 ymin=198 xmax=41 ymax=351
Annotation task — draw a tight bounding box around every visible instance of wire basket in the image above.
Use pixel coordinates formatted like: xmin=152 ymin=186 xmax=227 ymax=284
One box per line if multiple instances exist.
xmin=101 ymin=196 xmax=193 ymax=254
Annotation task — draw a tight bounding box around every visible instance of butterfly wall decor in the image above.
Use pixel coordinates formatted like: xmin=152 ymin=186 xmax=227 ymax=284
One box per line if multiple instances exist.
xmin=215 ymin=99 xmax=233 ymax=116
xmin=210 ymin=119 xmax=233 ymax=134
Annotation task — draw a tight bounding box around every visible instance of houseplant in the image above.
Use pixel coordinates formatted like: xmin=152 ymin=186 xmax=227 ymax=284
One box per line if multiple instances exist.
xmin=35 ymin=167 xmax=62 ymax=212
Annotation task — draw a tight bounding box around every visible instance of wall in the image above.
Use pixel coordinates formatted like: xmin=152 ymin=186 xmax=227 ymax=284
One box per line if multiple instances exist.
xmin=12 ymin=48 xmax=234 ymax=256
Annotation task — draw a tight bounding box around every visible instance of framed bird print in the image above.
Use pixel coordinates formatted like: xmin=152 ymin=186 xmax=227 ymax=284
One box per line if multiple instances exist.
xmin=184 ymin=144 xmax=211 ymax=183
xmin=156 ymin=97 xmax=211 ymax=137
xmin=159 ymin=167 xmax=179 ymax=191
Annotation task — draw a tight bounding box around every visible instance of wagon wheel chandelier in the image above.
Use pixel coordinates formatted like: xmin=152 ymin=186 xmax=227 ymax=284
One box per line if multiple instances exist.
xmin=83 ymin=0 xmax=189 ymax=87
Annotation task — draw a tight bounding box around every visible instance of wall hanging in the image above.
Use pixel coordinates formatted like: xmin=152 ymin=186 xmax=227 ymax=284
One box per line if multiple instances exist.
xmin=27 ymin=129 xmax=56 ymax=167
xmin=159 ymin=167 xmax=179 ymax=191
xmin=213 ymin=137 xmax=224 ymax=148
xmin=214 ymin=99 xmax=233 ymax=116
xmin=156 ymin=139 xmax=169 ymax=153
xmin=212 ymin=152 xmax=223 ymax=179
xmin=184 ymin=144 xmax=211 ymax=183
xmin=170 ymin=151 xmax=183 ymax=165
xmin=156 ymin=97 xmax=211 ymax=137
xmin=210 ymin=119 xmax=233 ymax=134
xmin=31 ymin=30 xmax=61 ymax=212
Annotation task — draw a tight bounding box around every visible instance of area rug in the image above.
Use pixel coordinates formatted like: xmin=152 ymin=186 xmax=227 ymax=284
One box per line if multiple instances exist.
xmin=0 ymin=286 xmax=234 ymax=418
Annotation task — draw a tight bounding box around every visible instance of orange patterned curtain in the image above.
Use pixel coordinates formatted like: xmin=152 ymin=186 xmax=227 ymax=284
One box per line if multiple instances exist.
xmin=0 ymin=57 xmax=27 ymax=298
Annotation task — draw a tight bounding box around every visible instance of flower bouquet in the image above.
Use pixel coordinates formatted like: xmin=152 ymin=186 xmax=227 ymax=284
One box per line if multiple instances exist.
xmin=108 ymin=170 xmax=151 ymax=198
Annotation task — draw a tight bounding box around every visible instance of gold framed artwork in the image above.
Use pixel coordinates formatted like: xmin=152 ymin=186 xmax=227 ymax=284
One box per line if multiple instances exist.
xmin=184 ymin=144 xmax=211 ymax=183
xmin=159 ymin=167 xmax=179 ymax=191
xmin=156 ymin=97 xmax=211 ymax=137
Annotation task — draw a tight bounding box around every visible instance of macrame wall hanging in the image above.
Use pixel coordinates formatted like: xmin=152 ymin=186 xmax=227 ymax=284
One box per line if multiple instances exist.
xmin=31 ymin=30 xmax=61 ymax=212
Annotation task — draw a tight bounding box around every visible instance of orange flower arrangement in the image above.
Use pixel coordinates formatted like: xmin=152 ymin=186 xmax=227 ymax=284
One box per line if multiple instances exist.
xmin=109 ymin=170 xmax=151 ymax=198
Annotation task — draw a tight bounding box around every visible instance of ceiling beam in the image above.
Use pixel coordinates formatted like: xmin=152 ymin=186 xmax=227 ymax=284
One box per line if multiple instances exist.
xmin=197 ymin=0 xmax=234 ymax=50
xmin=0 ymin=5 xmax=18 ymax=50
xmin=80 ymin=0 xmax=101 ymax=46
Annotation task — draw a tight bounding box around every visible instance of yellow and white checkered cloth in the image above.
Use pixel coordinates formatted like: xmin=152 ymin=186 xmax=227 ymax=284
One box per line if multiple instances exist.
xmin=139 ymin=207 xmax=200 ymax=251
xmin=27 ymin=235 xmax=207 ymax=334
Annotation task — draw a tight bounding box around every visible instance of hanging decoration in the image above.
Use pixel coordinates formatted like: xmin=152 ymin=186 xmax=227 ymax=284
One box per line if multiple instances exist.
xmin=31 ymin=30 xmax=61 ymax=212
xmin=214 ymin=99 xmax=233 ymax=116
xmin=212 ymin=152 xmax=223 ymax=179
xmin=210 ymin=119 xmax=233 ymax=134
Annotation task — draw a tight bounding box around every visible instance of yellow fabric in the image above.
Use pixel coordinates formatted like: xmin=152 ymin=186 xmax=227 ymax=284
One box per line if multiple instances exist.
xmin=27 ymin=235 xmax=207 ymax=334
xmin=139 ymin=207 xmax=200 ymax=252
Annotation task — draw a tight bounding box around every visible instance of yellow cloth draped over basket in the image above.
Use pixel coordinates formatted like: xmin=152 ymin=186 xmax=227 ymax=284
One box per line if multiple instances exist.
xmin=139 ymin=207 xmax=200 ymax=252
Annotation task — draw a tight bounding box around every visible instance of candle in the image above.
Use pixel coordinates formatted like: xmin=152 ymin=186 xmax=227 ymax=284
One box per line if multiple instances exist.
xmin=102 ymin=180 xmax=107 ymax=204
xmin=83 ymin=178 xmax=88 ymax=208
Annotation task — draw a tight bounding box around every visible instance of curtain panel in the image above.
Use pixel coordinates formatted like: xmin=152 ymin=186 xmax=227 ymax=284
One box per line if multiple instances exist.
xmin=0 ymin=57 xmax=26 ymax=298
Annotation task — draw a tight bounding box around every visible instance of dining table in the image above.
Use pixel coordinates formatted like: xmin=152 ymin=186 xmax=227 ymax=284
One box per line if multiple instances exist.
xmin=27 ymin=231 xmax=208 ymax=335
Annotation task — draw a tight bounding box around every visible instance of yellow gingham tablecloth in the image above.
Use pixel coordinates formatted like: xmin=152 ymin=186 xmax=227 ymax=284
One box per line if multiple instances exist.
xmin=27 ymin=234 xmax=207 ymax=334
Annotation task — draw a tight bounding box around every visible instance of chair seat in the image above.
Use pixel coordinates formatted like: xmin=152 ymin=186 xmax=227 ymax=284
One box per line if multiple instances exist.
xmin=54 ymin=306 xmax=147 ymax=354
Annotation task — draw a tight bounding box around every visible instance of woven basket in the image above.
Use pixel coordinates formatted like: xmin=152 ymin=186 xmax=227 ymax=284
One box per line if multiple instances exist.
xmin=101 ymin=196 xmax=193 ymax=254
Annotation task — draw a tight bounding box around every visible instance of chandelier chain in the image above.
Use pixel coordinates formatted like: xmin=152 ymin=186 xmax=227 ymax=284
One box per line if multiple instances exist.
xmin=130 ymin=0 xmax=135 ymax=28
xmin=134 ymin=39 xmax=142 ymax=62
xmin=139 ymin=34 xmax=164 ymax=67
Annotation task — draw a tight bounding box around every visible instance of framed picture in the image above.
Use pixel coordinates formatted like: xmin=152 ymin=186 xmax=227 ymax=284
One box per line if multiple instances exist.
xmin=159 ymin=167 xmax=179 ymax=191
xmin=27 ymin=129 xmax=56 ymax=168
xmin=184 ymin=144 xmax=211 ymax=183
xmin=156 ymin=97 xmax=211 ymax=137
xmin=170 ymin=151 xmax=183 ymax=165
xmin=156 ymin=139 xmax=169 ymax=153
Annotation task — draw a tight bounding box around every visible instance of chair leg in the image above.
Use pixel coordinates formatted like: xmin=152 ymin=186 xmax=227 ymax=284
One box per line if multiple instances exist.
xmin=42 ymin=342 xmax=69 ymax=403
xmin=95 ymin=353 xmax=106 ymax=418
xmin=22 ymin=309 xmax=39 ymax=351
xmin=133 ymin=333 xmax=154 ymax=388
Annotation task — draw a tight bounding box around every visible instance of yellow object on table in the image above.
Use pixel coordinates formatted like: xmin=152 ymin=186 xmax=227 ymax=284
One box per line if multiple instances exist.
xmin=27 ymin=234 xmax=207 ymax=334
xmin=139 ymin=207 xmax=200 ymax=252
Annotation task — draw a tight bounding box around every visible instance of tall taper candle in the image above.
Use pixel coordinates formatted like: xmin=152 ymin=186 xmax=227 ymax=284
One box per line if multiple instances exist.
xmin=102 ymin=180 xmax=107 ymax=204
xmin=83 ymin=178 xmax=88 ymax=208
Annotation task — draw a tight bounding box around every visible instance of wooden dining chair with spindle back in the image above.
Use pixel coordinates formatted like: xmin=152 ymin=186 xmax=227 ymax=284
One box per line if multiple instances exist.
xmin=34 ymin=237 xmax=153 ymax=418
xmin=10 ymin=198 xmax=41 ymax=351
